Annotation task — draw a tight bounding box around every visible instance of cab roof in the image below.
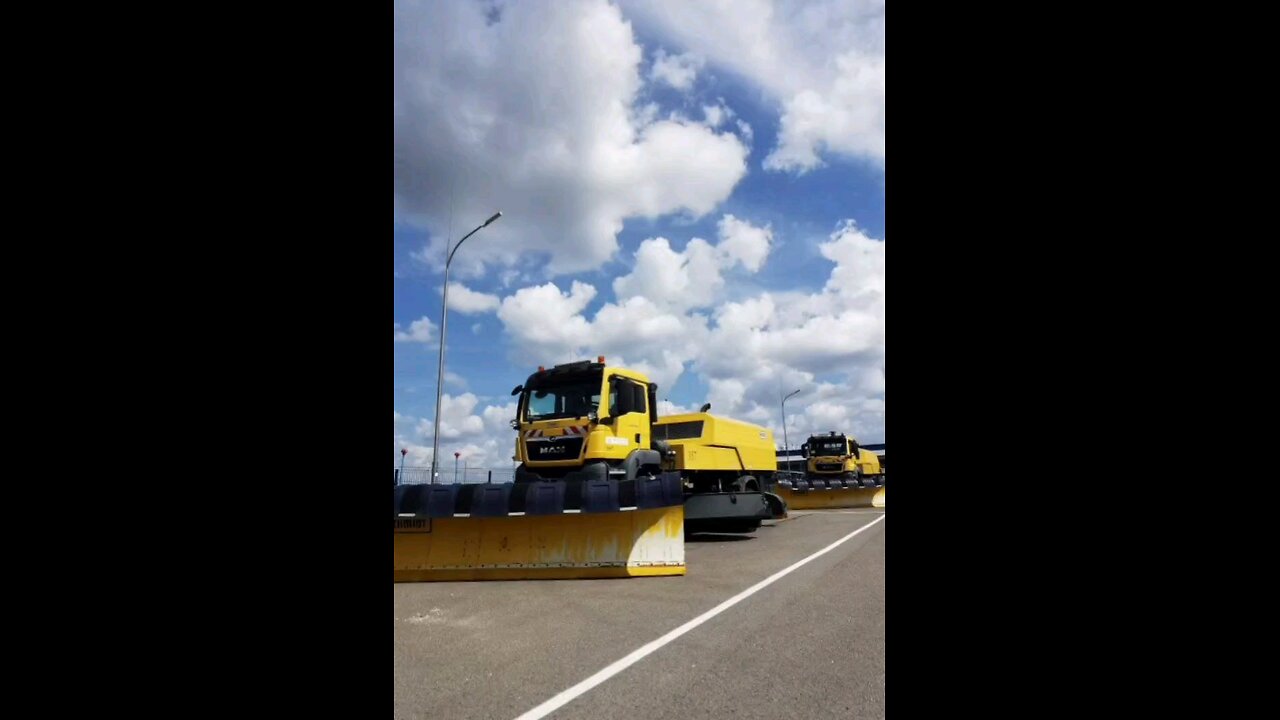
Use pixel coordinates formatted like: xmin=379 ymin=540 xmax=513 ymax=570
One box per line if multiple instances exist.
xmin=524 ymin=360 xmax=652 ymax=387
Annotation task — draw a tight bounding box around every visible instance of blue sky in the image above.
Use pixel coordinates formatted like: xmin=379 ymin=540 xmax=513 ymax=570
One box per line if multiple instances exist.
xmin=394 ymin=0 xmax=885 ymax=467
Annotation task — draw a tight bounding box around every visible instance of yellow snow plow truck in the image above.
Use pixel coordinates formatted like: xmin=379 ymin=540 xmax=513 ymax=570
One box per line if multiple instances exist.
xmin=392 ymin=357 xmax=785 ymax=582
xmin=511 ymin=357 xmax=786 ymax=534
xmin=772 ymin=431 xmax=886 ymax=510
xmin=803 ymin=431 xmax=883 ymax=487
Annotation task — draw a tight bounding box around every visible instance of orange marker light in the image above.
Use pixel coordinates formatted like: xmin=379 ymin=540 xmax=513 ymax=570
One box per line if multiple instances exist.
xmin=598 ymin=356 xmax=605 ymax=363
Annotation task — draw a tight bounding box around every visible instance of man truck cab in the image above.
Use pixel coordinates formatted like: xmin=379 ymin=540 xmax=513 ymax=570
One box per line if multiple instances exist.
xmin=801 ymin=431 xmax=883 ymax=488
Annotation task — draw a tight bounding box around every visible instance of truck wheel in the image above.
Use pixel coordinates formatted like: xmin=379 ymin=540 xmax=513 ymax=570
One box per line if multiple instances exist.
xmin=735 ymin=475 xmax=760 ymax=492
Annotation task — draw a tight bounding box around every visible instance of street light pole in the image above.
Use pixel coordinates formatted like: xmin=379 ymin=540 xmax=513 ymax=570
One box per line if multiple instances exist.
xmin=781 ymin=388 xmax=801 ymax=471
xmin=430 ymin=211 xmax=502 ymax=483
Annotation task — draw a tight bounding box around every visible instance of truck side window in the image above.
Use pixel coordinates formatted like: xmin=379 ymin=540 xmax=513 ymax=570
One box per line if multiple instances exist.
xmin=610 ymin=379 xmax=647 ymax=415
xmin=611 ymin=380 xmax=630 ymax=415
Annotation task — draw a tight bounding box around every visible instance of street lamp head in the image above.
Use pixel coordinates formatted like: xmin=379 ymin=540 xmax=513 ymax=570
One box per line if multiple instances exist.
xmin=484 ymin=211 xmax=503 ymax=226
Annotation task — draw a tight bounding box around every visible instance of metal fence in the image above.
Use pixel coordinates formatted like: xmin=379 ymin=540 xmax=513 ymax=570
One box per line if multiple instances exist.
xmin=395 ymin=466 xmax=517 ymax=486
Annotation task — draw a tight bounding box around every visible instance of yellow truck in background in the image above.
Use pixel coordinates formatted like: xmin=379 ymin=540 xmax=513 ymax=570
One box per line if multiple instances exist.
xmin=801 ymin=431 xmax=884 ymax=488
xmin=511 ymin=357 xmax=785 ymax=533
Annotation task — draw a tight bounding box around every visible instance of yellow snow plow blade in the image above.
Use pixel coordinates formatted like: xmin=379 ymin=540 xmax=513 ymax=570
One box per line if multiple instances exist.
xmin=394 ymin=475 xmax=686 ymax=581
xmin=776 ymin=481 xmax=885 ymax=510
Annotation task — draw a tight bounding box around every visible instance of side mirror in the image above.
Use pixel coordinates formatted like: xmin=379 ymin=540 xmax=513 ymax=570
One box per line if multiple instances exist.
xmin=511 ymin=385 xmax=523 ymax=396
xmin=801 ymin=444 xmax=809 ymax=458
xmin=588 ymin=411 xmax=598 ymax=423
xmin=509 ymin=419 xmax=519 ymax=430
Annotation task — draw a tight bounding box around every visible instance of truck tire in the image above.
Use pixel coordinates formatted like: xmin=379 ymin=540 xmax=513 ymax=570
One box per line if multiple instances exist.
xmin=514 ymin=463 xmax=537 ymax=484
xmin=622 ymin=449 xmax=662 ymax=482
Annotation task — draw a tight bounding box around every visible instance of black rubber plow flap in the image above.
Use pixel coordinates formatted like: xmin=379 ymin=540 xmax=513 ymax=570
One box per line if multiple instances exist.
xmin=772 ymin=478 xmax=886 ymax=510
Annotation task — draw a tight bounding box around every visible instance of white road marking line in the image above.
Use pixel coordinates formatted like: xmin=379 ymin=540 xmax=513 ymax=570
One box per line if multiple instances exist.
xmin=512 ymin=514 xmax=886 ymax=720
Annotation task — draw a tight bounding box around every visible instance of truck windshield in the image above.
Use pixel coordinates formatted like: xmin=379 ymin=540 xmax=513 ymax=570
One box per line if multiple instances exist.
xmin=523 ymin=373 xmax=603 ymax=421
xmin=811 ymin=438 xmax=846 ymax=455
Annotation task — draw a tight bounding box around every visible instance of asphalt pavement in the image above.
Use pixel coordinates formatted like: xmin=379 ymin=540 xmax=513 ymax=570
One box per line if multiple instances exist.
xmin=393 ymin=509 xmax=886 ymax=720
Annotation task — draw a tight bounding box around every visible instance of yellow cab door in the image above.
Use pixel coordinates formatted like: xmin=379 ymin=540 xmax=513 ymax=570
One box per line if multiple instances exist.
xmin=606 ymin=373 xmax=651 ymax=458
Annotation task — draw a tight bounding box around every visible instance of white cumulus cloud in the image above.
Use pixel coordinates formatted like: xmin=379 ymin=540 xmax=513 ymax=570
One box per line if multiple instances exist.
xmin=612 ymin=214 xmax=773 ymax=313
xmin=650 ymin=49 xmax=705 ymax=90
xmin=716 ymin=214 xmax=773 ymax=272
xmin=444 ymin=283 xmax=501 ymax=314
xmin=494 ymin=218 xmax=884 ymax=444
xmin=622 ymin=0 xmax=885 ymax=172
xmin=395 ymin=395 xmax=520 ymax=470
xmin=393 ymin=317 xmax=437 ymax=343
xmin=394 ymin=0 xmax=749 ymax=276
xmin=399 ymin=219 xmax=885 ymax=469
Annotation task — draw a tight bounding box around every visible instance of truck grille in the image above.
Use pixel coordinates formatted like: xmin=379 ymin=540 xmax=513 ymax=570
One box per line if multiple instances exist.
xmin=525 ymin=437 xmax=585 ymax=462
